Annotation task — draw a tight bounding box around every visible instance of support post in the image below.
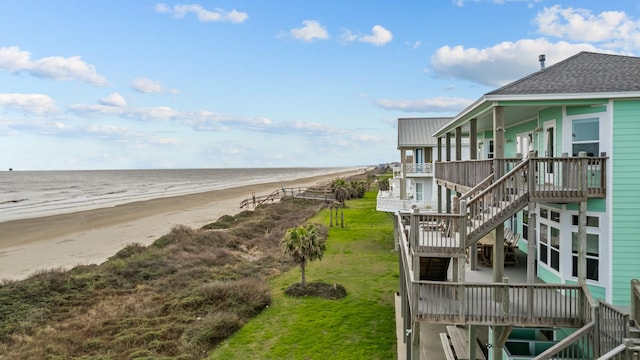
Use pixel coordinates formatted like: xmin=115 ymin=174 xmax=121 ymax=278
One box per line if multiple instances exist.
xmin=400 ymin=148 xmax=407 ymax=200
xmin=578 ymin=200 xmax=587 ymax=284
xmin=437 ymin=137 xmax=443 ymax=213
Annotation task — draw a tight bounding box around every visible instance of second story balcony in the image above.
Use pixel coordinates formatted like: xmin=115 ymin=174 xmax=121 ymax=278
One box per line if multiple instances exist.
xmin=404 ymin=162 xmax=434 ymax=177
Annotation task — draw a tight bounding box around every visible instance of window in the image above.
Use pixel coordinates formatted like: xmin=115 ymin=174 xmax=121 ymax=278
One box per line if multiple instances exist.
xmin=538 ymin=208 xmax=560 ymax=272
xmin=539 ymin=223 xmax=548 ymax=265
xmin=572 ymin=215 xmax=599 ymax=227
xmin=522 ymin=209 xmax=529 ymax=241
xmin=488 ymin=140 xmax=494 ymax=159
xmin=572 ymin=118 xmax=599 ymax=157
xmin=571 ymin=213 xmax=600 ymax=282
xmin=415 ymin=182 xmax=423 ymax=201
xmin=571 ymin=233 xmax=599 ymax=281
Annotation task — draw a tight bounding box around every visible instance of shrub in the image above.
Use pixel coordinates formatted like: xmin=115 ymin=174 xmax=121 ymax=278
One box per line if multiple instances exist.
xmin=181 ymin=311 xmax=243 ymax=353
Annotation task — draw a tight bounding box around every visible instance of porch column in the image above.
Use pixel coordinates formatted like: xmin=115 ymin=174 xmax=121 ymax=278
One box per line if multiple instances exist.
xmin=577 ymin=200 xmax=587 ymax=284
xmin=455 ymin=126 xmax=462 ymax=161
xmin=470 ymin=119 xmax=477 ymax=160
xmin=446 ymin=132 xmax=452 ymax=214
xmin=493 ymin=107 xmax=505 ymax=286
xmin=577 ymin=152 xmax=588 ymax=285
xmin=469 ymin=119 xmax=478 ymax=270
xmin=400 ymin=148 xmax=407 ymax=200
xmin=437 ymin=138 xmax=443 ymax=213
xmin=527 ymin=203 xmax=537 ymax=284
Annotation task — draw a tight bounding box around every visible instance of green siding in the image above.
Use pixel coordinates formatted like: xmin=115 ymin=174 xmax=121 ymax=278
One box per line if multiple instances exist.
xmin=504 ymin=120 xmax=537 ymax=158
xmin=538 ymin=107 xmax=563 ymax=154
xmin=565 ymin=199 xmax=606 ymax=212
xmin=612 ymin=100 xmax=640 ymax=306
xmin=538 ymin=265 xmax=561 ymax=284
xmin=565 ymin=280 xmax=607 ymax=301
xmin=566 ymin=105 xmax=608 ymax=116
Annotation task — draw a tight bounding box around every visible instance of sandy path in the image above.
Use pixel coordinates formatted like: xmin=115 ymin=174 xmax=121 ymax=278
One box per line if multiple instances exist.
xmin=0 ymin=170 xmax=360 ymax=281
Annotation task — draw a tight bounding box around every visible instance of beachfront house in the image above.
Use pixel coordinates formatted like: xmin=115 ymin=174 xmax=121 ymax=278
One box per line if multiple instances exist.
xmin=392 ymin=52 xmax=640 ymax=359
xmin=377 ymin=117 xmax=466 ymax=213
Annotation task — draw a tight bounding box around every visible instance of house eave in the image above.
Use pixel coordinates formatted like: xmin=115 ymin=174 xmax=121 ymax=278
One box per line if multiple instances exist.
xmin=433 ymin=91 xmax=640 ymax=138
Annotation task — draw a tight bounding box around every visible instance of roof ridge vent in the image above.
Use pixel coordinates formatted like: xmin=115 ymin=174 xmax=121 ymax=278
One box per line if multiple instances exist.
xmin=539 ymin=54 xmax=546 ymax=70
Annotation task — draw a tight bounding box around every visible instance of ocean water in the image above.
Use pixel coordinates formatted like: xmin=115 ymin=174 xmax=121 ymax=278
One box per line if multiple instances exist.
xmin=0 ymin=167 xmax=350 ymax=223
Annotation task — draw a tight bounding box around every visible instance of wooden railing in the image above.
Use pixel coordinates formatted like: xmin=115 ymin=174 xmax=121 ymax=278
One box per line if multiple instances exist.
xmin=436 ymin=156 xmax=607 ymax=203
xmin=408 ymin=211 xmax=466 ymax=256
xmin=465 ymin=160 xmax=530 ymax=244
xmin=240 ymin=187 xmax=333 ymax=208
xmin=529 ymin=156 xmax=607 ymax=201
xmin=435 ymin=159 xmax=494 ymax=189
xmin=631 ymin=279 xmax=640 ymax=324
xmin=411 ymin=280 xmax=592 ymax=327
xmin=535 ymin=298 xmax=629 ymax=360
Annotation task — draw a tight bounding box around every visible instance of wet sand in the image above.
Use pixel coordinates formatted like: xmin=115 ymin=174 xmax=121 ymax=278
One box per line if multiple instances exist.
xmin=0 ymin=169 xmax=359 ymax=280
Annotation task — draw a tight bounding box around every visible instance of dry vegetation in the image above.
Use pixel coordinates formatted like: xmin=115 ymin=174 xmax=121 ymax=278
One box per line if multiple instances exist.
xmin=0 ymin=199 xmax=325 ymax=359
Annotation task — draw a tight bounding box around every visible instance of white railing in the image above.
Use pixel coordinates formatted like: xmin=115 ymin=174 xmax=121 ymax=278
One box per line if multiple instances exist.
xmin=404 ymin=162 xmax=434 ymax=175
xmin=376 ymin=191 xmax=436 ymax=212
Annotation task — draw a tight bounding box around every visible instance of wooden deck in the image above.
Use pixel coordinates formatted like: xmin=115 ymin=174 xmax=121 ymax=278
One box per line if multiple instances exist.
xmin=413 ymin=281 xmax=590 ymax=327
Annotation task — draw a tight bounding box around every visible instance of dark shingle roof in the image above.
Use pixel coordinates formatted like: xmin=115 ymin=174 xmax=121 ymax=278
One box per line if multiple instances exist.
xmin=488 ymin=52 xmax=640 ymax=96
xmin=397 ymin=117 xmax=452 ymax=148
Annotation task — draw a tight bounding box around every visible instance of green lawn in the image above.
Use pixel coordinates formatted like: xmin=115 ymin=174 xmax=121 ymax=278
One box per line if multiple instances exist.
xmin=209 ymin=191 xmax=398 ymax=359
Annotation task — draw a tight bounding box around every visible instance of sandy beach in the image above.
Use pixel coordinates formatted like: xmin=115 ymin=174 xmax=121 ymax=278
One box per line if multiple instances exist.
xmin=0 ymin=169 xmax=360 ymax=281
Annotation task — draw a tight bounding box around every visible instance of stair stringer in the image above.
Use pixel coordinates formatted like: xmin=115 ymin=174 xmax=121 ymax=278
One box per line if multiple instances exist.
xmin=465 ymin=194 xmax=529 ymax=247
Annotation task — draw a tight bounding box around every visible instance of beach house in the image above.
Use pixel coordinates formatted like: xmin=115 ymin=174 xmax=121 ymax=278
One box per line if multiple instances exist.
xmin=391 ymin=52 xmax=640 ymax=359
xmin=377 ymin=117 xmax=456 ymax=213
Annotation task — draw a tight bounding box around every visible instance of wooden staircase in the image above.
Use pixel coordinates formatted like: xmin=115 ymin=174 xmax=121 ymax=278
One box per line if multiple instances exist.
xmin=463 ymin=160 xmax=530 ymax=247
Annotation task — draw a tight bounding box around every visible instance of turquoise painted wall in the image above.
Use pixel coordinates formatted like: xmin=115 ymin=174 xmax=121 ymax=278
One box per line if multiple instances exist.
xmin=611 ymin=100 xmax=640 ymax=306
xmin=538 ymin=265 xmax=561 ymax=284
xmin=566 ymin=199 xmax=606 ymax=212
xmin=567 ymin=105 xmax=607 ymax=116
xmin=539 ymin=107 xmax=563 ymax=155
xmin=565 ymin=280 xmax=607 ymax=301
xmin=504 ymin=119 xmax=537 ymax=158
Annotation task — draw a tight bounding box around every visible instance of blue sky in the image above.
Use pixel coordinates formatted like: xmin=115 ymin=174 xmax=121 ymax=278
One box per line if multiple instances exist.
xmin=1 ymin=1 xmax=639 ymax=170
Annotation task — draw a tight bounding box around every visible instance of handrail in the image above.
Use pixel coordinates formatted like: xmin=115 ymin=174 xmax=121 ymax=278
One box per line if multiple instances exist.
xmin=535 ymin=321 xmax=596 ymax=359
xmin=596 ymin=344 xmax=626 ymax=360
xmin=459 ymin=173 xmax=494 ymax=202
xmin=467 ymin=159 xmax=529 ymax=205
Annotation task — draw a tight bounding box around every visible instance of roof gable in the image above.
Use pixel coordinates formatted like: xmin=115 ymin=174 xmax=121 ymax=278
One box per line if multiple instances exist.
xmin=488 ymin=52 xmax=640 ymax=96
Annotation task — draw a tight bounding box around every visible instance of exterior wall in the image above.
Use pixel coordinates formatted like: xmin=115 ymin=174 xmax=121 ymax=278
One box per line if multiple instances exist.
xmin=538 ymin=107 xmax=562 ymax=155
xmin=504 ymin=119 xmax=537 ymax=158
xmin=611 ymin=99 xmax=640 ymax=305
xmin=538 ymin=264 xmax=561 ymax=284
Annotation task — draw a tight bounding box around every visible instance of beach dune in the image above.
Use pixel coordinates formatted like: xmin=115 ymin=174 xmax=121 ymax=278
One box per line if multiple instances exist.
xmin=0 ymin=170 xmax=358 ymax=281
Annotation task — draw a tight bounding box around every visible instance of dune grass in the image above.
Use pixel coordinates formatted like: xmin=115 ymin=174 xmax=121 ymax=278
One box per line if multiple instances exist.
xmin=209 ymin=191 xmax=398 ymax=359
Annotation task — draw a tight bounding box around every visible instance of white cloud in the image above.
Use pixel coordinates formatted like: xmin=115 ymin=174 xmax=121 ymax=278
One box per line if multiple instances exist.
xmin=155 ymin=3 xmax=248 ymax=23
xmin=340 ymin=29 xmax=358 ymax=43
xmin=288 ymin=20 xmax=330 ymax=42
xmin=430 ymin=38 xmax=604 ymax=87
xmin=375 ymin=97 xmax=474 ymax=113
xmin=359 ymin=25 xmax=393 ymax=46
xmin=0 ymin=93 xmax=57 ymax=115
xmin=0 ymin=46 xmax=107 ymax=85
xmin=340 ymin=25 xmax=393 ymax=46
xmin=131 ymin=77 xmax=180 ymax=94
xmin=99 ymin=93 xmax=127 ymax=107
xmin=68 ymin=103 xmax=182 ymax=121
xmin=534 ymin=6 xmax=640 ymax=50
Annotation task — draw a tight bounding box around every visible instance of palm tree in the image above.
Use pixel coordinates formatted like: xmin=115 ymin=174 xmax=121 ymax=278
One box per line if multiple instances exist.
xmin=280 ymin=224 xmax=326 ymax=287
xmin=331 ymin=179 xmax=349 ymax=207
